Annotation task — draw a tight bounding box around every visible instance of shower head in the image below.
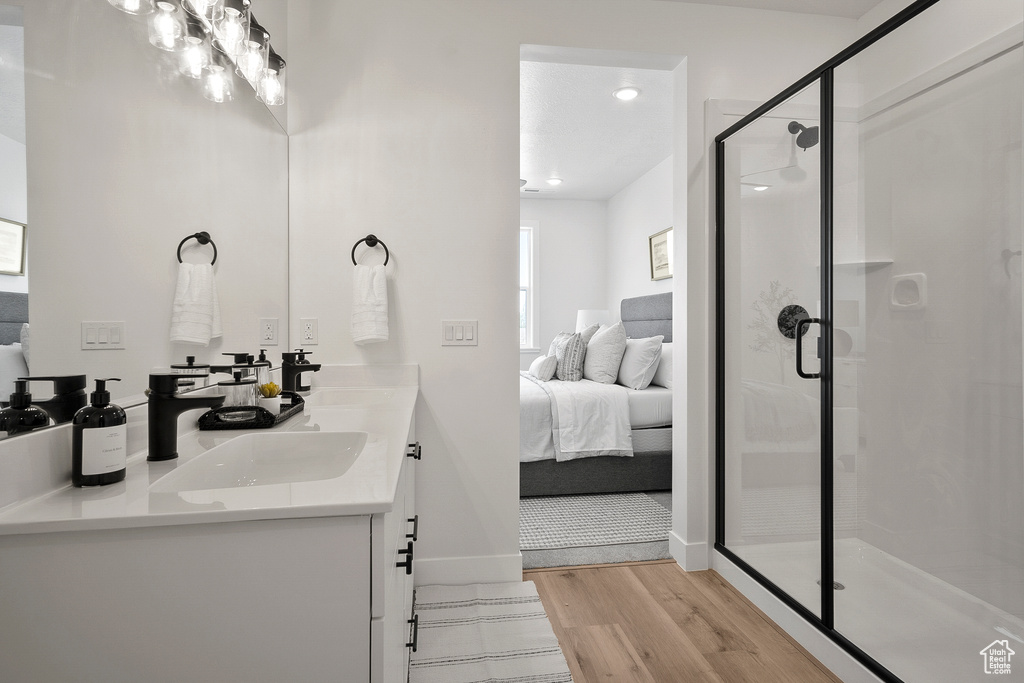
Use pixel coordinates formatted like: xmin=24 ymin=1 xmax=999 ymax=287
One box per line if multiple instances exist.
xmin=788 ymin=120 xmax=819 ymax=150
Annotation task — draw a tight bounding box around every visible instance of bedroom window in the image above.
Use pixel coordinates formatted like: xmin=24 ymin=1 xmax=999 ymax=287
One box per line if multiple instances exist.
xmin=519 ymin=223 xmax=537 ymax=348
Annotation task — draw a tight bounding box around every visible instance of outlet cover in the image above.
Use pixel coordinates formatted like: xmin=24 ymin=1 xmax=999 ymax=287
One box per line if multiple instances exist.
xmin=259 ymin=318 xmax=279 ymax=345
xmin=300 ymin=318 xmax=318 ymax=345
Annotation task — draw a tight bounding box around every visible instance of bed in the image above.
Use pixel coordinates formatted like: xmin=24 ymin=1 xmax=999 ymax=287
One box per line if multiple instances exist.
xmin=0 ymin=292 xmax=28 ymax=395
xmin=520 ymin=292 xmax=672 ymax=497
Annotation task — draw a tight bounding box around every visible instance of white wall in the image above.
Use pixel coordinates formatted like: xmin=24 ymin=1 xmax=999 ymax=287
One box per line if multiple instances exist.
xmin=23 ymin=1 xmax=289 ymax=402
xmin=606 ymin=155 xmax=674 ymax=316
xmin=287 ymin=0 xmax=860 ymax=583
xmin=519 ymin=198 xmax=607 ymax=370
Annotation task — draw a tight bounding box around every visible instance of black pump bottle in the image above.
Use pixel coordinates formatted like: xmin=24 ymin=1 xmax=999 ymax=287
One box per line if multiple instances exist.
xmin=72 ymin=378 xmax=127 ymax=487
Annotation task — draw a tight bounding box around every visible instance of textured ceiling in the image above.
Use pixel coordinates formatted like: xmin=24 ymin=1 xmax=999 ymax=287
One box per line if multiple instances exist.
xmin=0 ymin=21 xmax=24 ymax=146
xmin=654 ymin=0 xmax=885 ymax=20
xmin=520 ymin=61 xmax=674 ymax=201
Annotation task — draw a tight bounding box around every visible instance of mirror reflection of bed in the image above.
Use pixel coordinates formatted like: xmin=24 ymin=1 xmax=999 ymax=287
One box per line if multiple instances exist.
xmin=519 ymin=293 xmax=672 ymax=568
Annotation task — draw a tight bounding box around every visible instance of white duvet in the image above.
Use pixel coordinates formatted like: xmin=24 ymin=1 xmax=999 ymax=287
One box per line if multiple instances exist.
xmin=519 ymin=372 xmax=633 ymax=462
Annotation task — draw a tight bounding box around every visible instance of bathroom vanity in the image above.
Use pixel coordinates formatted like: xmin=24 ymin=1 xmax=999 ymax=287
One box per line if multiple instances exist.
xmin=0 ymin=366 xmax=418 ymax=683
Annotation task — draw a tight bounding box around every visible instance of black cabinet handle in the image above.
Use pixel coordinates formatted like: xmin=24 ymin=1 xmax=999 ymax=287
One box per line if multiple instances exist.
xmin=406 ymin=613 xmax=419 ymax=652
xmin=796 ymin=317 xmax=822 ymax=379
xmin=396 ymin=540 xmax=414 ymax=575
xmin=406 ymin=515 xmax=419 ymax=542
xmin=406 ymin=442 xmax=421 ymax=460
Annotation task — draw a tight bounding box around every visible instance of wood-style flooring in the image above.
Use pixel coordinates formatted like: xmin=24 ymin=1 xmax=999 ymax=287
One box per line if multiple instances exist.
xmin=524 ymin=559 xmax=842 ymax=683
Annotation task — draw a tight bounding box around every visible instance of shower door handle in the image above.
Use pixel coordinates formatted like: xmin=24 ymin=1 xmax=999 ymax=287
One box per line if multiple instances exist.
xmin=795 ymin=317 xmax=821 ymax=379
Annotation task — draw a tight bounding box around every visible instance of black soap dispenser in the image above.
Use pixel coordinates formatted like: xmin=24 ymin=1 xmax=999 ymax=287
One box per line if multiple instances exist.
xmin=0 ymin=380 xmax=53 ymax=437
xmin=72 ymin=378 xmax=127 ymax=487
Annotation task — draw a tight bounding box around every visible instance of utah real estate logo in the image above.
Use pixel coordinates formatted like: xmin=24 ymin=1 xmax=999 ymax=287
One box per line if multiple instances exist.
xmin=980 ymin=640 xmax=1015 ymax=675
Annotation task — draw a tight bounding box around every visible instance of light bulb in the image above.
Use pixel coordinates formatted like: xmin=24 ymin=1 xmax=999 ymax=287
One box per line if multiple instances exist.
xmin=108 ymin=0 xmax=154 ymax=15
xmin=214 ymin=2 xmax=249 ymax=57
xmin=179 ymin=37 xmax=209 ymax=79
xmin=202 ymin=64 xmax=233 ymax=103
xmin=148 ymin=2 xmax=183 ymax=52
xmin=257 ymin=69 xmax=282 ymax=105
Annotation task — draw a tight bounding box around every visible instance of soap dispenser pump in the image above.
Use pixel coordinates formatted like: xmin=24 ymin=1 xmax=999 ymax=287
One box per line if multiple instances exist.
xmin=72 ymin=378 xmax=127 ymax=487
xmin=0 ymin=379 xmax=53 ymax=437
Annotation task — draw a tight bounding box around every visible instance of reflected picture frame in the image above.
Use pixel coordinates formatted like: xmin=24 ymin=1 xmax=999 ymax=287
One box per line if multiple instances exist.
xmin=648 ymin=226 xmax=673 ymax=281
xmin=0 ymin=218 xmax=25 ymax=276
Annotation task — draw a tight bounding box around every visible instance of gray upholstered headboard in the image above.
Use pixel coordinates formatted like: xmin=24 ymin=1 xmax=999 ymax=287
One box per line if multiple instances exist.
xmin=620 ymin=292 xmax=672 ymax=342
xmin=0 ymin=291 xmax=28 ymax=345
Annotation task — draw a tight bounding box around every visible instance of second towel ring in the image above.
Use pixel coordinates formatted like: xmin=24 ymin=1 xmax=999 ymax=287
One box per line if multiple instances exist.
xmin=351 ymin=234 xmax=390 ymax=266
xmin=177 ymin=232 xmax=218 ymax=265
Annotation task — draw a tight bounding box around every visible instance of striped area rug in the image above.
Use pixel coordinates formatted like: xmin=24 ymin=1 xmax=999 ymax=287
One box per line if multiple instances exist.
xmin=409 ymin=582 xmax=573 ymax=683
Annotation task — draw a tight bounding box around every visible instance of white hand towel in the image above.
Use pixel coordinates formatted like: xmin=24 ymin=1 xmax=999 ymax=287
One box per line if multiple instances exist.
xmin=352 ymin=264 xmax=389 ymax=345
xmin=169 ymin=263 xmax=222 ymax=346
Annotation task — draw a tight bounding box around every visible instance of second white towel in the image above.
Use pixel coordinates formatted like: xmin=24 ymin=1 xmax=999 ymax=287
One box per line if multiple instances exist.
xmin=169 ymin=262 xmax=222 ymax=346
xmin=352 ymin=264 xmax=388 ymax=345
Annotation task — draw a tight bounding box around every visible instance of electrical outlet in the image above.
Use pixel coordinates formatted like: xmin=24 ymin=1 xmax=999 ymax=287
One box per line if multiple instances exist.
xmin=300 ymin=318 xmax=318 ymax=345
xmin=259 ymin=318 xmax=278 ymax=345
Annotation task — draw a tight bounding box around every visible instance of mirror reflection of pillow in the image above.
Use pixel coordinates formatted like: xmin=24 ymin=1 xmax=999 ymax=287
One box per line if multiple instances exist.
xmin=551 ymin=332 xmax=586 ymax=382
xmin=0 ymin=343 xmax=29 ymax=394
xmin=528 ymin=354 xmax=557 ymax=382
xmin=19 ymin=323 xmax=29 ymax=369
xmin=617 ymin=336 xmax=664 ymax=390
xmin=651 ymin=342 xmax=672 ymax=388
xmin=583 ymin=321 xmax=627 ymax=384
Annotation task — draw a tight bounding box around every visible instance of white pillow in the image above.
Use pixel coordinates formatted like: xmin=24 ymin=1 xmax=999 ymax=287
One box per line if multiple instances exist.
xmin=651 ymin=342 xmax=672 ymax=389
xmin=579 ymin=323 xmax=600 ymax=346
xmin=19 ymin=323 xmax=29 ymax=370
xmin=617 ymin=336 xmax=664 ymax=390
xmin=528 ymin=354 xmax=557 ymax=382
xmin=0 ymin=343 xmax=28 ymax=395
xmin=583 ymin=321 xmax=627 ymax=384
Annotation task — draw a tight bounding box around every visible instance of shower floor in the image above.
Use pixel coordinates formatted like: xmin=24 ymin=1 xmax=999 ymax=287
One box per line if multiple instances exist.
xmin=732 ymin=537 xmax=1024 ymax=682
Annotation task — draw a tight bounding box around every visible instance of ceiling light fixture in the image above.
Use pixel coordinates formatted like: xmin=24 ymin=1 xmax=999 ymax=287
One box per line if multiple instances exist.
xmin=613 ymin=87 xmax=640 ymax=101
xmin=753 ymin=185 xmax=768 ymax=192
xmin=546 ymin=178 xmax=562 ymax=186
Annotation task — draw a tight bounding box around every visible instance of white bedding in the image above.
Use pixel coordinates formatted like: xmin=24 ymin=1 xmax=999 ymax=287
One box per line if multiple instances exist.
xmin=520 ymin=373 xmax=632 ymax=463
xmin=625 ymin=385 xmax=672 ymax=428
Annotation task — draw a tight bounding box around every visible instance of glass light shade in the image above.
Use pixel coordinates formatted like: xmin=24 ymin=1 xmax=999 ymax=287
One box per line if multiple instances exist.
xmin=179 ymin=35 xmax=210 ymax=79
xmin=202 ymin=64 xmax=233 ymax=102
xmin=257 ymin=51 xmax=285 ymax=106
xmin=108 ymin=0 xmax=155 ymax=15
xmin=148 ymin=2 xmax=185 ymax=52
xmin=213 ymin=0 xmax=250 ymax=57
xmin=183 ymin=0 xmax=223 ymax=23
xmin=235 ymin=24 xmax=268 ymax=85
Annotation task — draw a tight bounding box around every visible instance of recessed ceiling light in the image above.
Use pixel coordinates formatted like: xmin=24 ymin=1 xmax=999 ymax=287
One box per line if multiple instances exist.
xmin=613 ymin=87 xmax=640 ymax=101
xmin=546 ymin=178 xmax=562 ymax=186
xmin=753 ymin=185 xmax=769 ymax=192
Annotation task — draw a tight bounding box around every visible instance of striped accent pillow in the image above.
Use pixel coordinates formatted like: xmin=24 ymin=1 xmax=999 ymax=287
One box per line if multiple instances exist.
xmin=528 ymin=354 xmax=558 ymax=381
xmin=552 ymin=332 xmax=586 ymax=382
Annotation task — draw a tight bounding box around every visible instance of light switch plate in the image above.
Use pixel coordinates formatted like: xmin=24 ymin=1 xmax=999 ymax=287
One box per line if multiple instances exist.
xmin=81 ymin=321 xmax=125 ymax=350
xmin=441 ymin=320 xmax=478 ymax=346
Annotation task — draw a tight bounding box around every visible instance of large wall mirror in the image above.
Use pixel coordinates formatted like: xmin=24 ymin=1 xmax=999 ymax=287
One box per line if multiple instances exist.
xmin=0 ymin=0 xmax=289 ymax=428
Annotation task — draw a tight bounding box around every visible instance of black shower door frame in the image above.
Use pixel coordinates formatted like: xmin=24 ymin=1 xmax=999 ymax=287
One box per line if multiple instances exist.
xmin=713 ymin=2 xmax=942 ymax=682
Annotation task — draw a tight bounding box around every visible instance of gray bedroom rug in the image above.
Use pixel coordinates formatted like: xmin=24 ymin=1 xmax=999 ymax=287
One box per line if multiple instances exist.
xmin=408 ymin=581 xmax=573 ymax=683
xmin=519 ymin=492 xmax=672 ymax=569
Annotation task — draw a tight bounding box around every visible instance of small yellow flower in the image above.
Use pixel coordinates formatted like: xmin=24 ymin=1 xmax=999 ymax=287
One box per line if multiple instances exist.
xmin=259 ymin=382 xmax=281 ymax=398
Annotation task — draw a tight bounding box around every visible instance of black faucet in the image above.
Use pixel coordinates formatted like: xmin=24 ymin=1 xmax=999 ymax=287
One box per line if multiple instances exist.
xmin=147 ymin=373 xmax=225 ymax=461
xmin=19 ymin=375 xmax=87 ymax=424
xmin=281 ymin=349 xmax=321 ymax=392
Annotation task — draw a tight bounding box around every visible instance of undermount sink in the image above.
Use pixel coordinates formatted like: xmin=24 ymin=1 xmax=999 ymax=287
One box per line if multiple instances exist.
xmin=150 ymin=432 xmax=368 ymax=493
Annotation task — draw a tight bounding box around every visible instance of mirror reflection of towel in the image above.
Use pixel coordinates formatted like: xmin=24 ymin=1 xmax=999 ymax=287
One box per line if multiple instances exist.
xmin=169 ymin=263 xmax=222 ymax=346
xmin=352 ymin=264 xmax=388 ymax=345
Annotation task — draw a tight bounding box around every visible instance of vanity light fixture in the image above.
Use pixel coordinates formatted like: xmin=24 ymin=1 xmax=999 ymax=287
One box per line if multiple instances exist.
xmin=109 ymin=0 xmax=285 ymax=106
xmin=108 ymin=0 xmax=156 ymax=15
xmin=546 ymin=178 xmax=562 ymax=186
xmin=613 ymin=86 xmax=640 ymax=101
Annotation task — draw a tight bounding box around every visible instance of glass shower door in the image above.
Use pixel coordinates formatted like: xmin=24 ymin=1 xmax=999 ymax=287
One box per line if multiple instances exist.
xmin=720 ymin=81 xmax=825 ymax=617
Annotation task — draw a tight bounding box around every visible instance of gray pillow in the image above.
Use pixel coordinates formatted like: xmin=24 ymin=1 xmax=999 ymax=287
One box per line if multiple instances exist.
xmin=617 ymin=335 xmax=664 ymax=390
xmin=551 ymin=332 xmax=586 ymax=382
xmin=583 ymin=322 xmax=627 ymax=384
xmin=547 ymin=324 xmax=598 ymax=356
xmin=528 ymin=354 xmax=557 ymax=381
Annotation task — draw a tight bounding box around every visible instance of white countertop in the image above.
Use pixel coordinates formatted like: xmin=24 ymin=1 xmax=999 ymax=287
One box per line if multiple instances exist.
xmin=0 ymin=383 xmax=418 ymax=536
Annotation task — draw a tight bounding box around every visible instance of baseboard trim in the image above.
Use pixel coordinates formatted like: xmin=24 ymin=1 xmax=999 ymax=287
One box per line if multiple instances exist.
xmin=414 ymin=553 xmax=524 ymax=586
xmin=712 ymin=550 xmax=881 ymax=683
xmin=669 ymin=531 xmax=709 ymax=571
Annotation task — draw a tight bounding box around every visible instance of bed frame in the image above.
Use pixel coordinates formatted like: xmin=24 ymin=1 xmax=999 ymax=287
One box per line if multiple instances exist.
xmin=520 ymin=291 xmax=673 ymax=497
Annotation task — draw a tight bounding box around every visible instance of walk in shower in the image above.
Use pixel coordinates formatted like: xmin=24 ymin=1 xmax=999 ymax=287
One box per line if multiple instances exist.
xmin=715 ymin=1 xmax=1023 ymax=681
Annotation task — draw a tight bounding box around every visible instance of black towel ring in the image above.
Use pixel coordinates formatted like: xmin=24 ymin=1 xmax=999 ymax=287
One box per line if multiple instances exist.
xmin=351 ymin=234 xmax=390 ymax=266
xmin=177 ymin=231 xmax=218 ymax=265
